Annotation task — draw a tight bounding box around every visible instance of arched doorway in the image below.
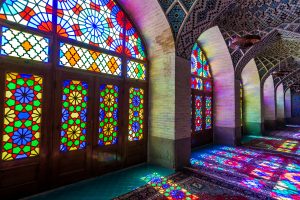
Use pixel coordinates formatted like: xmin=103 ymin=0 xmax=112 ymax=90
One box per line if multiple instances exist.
xmin=190 ymin=43 xmax=213 ymax=148
xmin=0 ymin=0 xmax=148 ymax=197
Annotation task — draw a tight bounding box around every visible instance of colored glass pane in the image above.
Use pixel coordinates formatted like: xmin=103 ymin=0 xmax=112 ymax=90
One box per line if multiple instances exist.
xmin=60 ymin=80 xmax=88 ymax=152
xmin=60 ymin=43 xmax=122 ymax=75
xmin=191 ymin=43 xmax=202 ymax=76
xmin=127 ymin=60 xmax=146 ymax=80
xmin=191 ymin=43 xmax=211 ymax=78
xmin=125 ymin=21 xmax=146 ymax=60
xmin=1 ymin=27 xmax=49 ymax=62
xmin=128 ymin=87 xmax=144 ymax=141
xmin=99 ymin=84 xmax=119 ymax=146
xmin=205 ymin=96 xmax=212 ymax=129
xmin=57 ymin=0 xmax=124 ymax=51
xmin=204 ymin=80 xmax=212 ymax=92
xmin=191 ymin=77 xmax=203 ymax=90
xmin=0 ymin=0 xmax=53 ymax=32
xmin=195 ymin=95 xmax=202 ymax=132
xmin=202 ymin=54 xmax=211 ymax=78
xmin=2 ymin=72 xmax=43 ymax=160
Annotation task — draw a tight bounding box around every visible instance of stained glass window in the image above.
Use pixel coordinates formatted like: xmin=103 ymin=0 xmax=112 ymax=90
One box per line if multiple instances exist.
xmin=127 ymin=60 xmax=146 ymax=80
xmin=191 ymin=43 xmax=211 ymax=78
xmin=0 ymin=0 xmax=53 ymax=32
xmin=99 ymin=84 xmax=119 ymax=146
xmin=194 ymin=96 xmax=203 ymax=132
xmin=60 ymin=80 xmax=88 ymax=152
xmin=128 ymin=88 xmax=144 ymax=141
xmin=204 ymin=80 xmax=212 ymax=92
xmin=60 ymin=43 xmax=122 ymax=75
xmin=57 ymin=0 xmax=124 ymax=51
xmin=191 ymin=43 xmax=202 ymax=77
xmin=191 ymin=77 xmax=203 ymax=90
xmin=2 ymin=72 xmax=43 ymax=160
xmin=1 ymin=27 xmax=49 ymax=62
xmin=202 ymin=55 xmax=211 ymax=78
xmin=125 ymin=21 xmax=146 ymax=61
xmin=191 ymin=42 xmax=212 ymax=135
xmin=205 ymin=96 xmax=212 ymax=129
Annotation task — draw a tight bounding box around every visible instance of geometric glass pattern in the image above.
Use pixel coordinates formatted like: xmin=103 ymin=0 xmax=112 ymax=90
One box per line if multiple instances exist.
xmin=202 ymin=55 xmax=211 ymax=78
xmin=204 ymin=80 xmax=212 ymax=92
xmin=194 ymin=95 xmax=203 ymax=132
xmin=142 ymin=173 xmax=199 ymax=199
xmin=127 ymin=60 xmax=146 ymax=80
xmin=125 ymin=21 xmax=146 ymax=61
xmin=1 ymin=27 xmax=49 ymax=62
xmin=99 ymin=84 xmax=119 ymax=146
xmin=0 ymin=0 xmax=53 ymax=32
xmin=2 ymin=72 xmax=43 ymax=161
xmin=191 ymin=43 xmax=211 ymax=78
xmin=57 ymin=0 xmax=124 ymax=51
xmin=191 ymin=43 xmax=203 ymax=77
xmin=60 ymin=80 xmax=88 ymax=152
xmin=205 ymin=96 xmax=212 ymax=129
xmin=128 ymin=87 xmax=144 ymax=141
xmin=191 ymin=77 xmax=203 ymax=90
xmin=59 ymin=43 xmax=122 ymax=76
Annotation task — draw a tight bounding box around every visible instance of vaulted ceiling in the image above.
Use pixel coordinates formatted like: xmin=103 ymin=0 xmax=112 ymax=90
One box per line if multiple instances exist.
xmin=158 ymin=0 xmax=300 ymax=90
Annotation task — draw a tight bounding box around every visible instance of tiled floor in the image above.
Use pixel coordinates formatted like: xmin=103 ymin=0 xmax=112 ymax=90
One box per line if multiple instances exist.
xmin=26 ymin=164 xmax=174 ymax=200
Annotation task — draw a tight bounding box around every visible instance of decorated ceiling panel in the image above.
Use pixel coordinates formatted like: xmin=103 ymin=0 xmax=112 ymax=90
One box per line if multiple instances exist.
xmin=157 ymin=0 xmax=300 ymax=87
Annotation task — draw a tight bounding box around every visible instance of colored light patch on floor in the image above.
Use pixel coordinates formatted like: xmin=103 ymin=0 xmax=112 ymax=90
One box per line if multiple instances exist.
xmin=142 ymin=173 xmax=199 ymax=200
xmin=243 ymin=136 xmax=300 ymax=156
xmin=27 ymin=164 xmax=174 ymax=200
xmin=190 ymin=145 xmax=300 ymax=200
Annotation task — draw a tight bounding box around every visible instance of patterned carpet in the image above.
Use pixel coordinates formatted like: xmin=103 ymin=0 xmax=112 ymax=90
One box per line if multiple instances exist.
xmin=243 ymin=136 xmax=300 ymax=156
xmin=114 ymin=171 xmax=254 ymax=200
xmin=190 ymin=146 xmax=300 ymax=200
xmin=270 ymin=130 xmax=300 ymax=140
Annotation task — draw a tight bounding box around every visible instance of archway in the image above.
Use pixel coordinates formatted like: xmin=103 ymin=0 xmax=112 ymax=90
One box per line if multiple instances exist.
xmin=276 ymin=84 xmax=285 ymax=128
xmin=0 ymin=0 xmax=176 ymax=198
xmin=196 ymin=26 xmax=238 ymax=145
xmin=263 ymin=75 xmax=276 ymax=131
xmin=241 ymin=59 xmax=263 ymax=135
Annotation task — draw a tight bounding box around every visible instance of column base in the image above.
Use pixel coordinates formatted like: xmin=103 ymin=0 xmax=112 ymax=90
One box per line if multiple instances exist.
xmin=148 ymin=136 xmax=190 ymax=170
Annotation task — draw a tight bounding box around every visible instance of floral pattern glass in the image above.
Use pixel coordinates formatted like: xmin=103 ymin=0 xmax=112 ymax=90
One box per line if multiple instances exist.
xmin=195 ymin=96 xmax=203 ymax=132
xmin=128 ymin=88 xmax=144 ymax=141
xmin=99 ymin=84 xmax=119 ymax=146
xmin=205 ymin=96 xmax=212 ymax=129
xmin=60 ymin=80 xmax=88 ymax=152
xmin=2 ymin=72 xmax=43 ymax=160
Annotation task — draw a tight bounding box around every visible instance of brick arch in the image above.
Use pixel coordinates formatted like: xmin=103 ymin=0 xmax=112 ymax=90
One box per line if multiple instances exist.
xmin=196 ymin=26 xmax=238 ymax=145
xmin=241 ymin=59 xmax=263 ymax=135
xmin=234 ymin=31 xmax=279 ymax=79
xmin=118 ymin=0 xmax=178 ymax=168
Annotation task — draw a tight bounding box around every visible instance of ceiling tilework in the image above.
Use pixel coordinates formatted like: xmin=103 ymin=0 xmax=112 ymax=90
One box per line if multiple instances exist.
xmin=158 ymin=0 xmax=174 ymax=12
xmin=177 ymin=0 xmax=234 ymax=57
xmin=181 ymin=0 xmax=194 ymax=10
xmin=157 ymin=0 xmax=300 ymax=85
xmin=167 ymin=3 xmax=187 ymax=36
